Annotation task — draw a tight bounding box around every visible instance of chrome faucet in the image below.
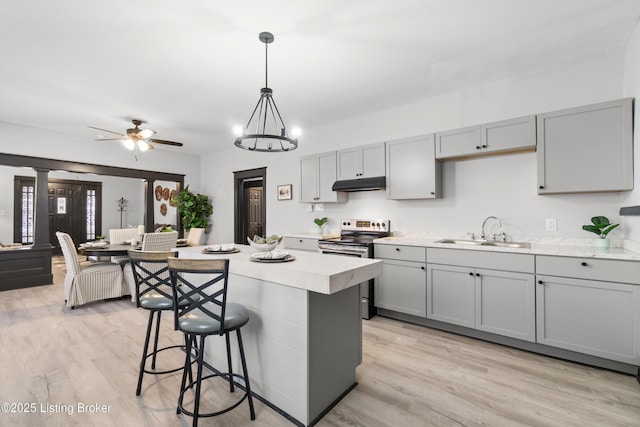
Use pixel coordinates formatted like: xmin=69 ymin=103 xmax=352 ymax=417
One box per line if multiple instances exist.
xmin=481 ymin=216 xmax=502 ymax=240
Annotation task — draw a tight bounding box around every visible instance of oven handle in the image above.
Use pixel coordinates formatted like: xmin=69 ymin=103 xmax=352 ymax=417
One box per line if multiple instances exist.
xmin=319 ymin=249 xmax=366 ymax=257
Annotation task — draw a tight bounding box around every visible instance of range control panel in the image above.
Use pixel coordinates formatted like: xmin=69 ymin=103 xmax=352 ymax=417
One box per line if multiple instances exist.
xmin=340 ymin=219 xmax=390 ymax=232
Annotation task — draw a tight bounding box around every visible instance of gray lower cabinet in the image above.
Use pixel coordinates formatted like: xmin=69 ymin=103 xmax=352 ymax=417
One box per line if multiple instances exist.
xmin=536 ymin=255 xmax=640 ymax=365
xmin=374 ymin=244 xmax=427 ymax=317
xmin=426 ymin=248 xmax=536 ymax=342
xmin=386 ymin=134 xmax=441 ymax=200
xmin=537 ymin=98 xmax=633 ymax=194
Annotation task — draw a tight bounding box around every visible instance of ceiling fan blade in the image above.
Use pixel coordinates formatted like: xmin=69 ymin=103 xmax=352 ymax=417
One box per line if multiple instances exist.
xmin=138 ymin=128 xmax=156 ymax=139
xmin=95 ymin=138 xmax=125 ymax=141
xmin=150 ymin=139 xmax=183 ymax=147
xmin=88 ymin=126 xmax=125 ymax=136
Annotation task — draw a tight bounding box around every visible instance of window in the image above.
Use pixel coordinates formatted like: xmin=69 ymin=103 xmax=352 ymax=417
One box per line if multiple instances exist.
xmin=86 ymin=189 xmax=96 ymax=240
xmin=20 ymin=184 xmax=34 ymax=243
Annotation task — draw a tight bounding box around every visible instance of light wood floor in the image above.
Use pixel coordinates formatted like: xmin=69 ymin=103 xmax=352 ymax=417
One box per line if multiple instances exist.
xmin=0 ymin=258 xmax=639 ymax=426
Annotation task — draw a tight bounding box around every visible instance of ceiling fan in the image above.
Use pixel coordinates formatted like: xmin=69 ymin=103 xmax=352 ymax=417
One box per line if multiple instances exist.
xmin=89 ymin=119 xmax=183 ymax=152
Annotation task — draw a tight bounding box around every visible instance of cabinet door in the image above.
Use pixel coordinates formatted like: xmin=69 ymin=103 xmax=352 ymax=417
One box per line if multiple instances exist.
xmin=537 ymin=98 xmax=633 ymax=194
xmin=386 ymin=134 xmax=441 ymax=200
xmin=475 ymin=269 xmax=535 ymax=342
xmin=536 ymin=275 xmax=640 ymax=364
xmin=300 ymin=155 xmax=318 ymax=202
xmin=361 ymin=143 xmax=386 ymax=178
xmin=435 ymin=125 xmax=481 ymax=159
xmin=336 ymin=147 xmax=361 ymax=180
xmin=427 ymin=264 xmax=475 ymax=327
xmin=317 ymin=151 xmax=346 ymax=202
xmin=481 ymin=115 xmax=536 ymax=154
xmin=374 ymin=259 xmax=426 ymax=317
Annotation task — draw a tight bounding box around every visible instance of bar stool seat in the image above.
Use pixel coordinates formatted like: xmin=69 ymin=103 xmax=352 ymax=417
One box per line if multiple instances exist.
xmin=168 ymin=257 xmax=255 ymax=426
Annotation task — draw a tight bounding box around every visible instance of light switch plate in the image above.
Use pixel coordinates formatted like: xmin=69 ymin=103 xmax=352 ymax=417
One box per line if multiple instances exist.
xmin=0 ymin=210 xmax=5 ymax=216
xmin=546 ymin=218 xmax=557 ymax=232
xmin=305 ymin=205 xmax=313 ymax=212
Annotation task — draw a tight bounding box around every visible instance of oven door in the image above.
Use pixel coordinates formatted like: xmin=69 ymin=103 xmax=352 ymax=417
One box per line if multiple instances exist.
xmin=318 ymin=245 xmax=374 ymax=319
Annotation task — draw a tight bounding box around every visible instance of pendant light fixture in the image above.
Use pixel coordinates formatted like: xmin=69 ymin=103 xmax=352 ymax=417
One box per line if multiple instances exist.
xmin=234 ymin=31 xmax=299 ymax=152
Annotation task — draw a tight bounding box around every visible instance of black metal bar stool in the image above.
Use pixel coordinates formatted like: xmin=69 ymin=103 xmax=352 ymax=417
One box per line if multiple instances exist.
xmin=129 ymin=250 xmax=195 ymax=396
xmin=168 ymin=257 xmax=255 ymax=426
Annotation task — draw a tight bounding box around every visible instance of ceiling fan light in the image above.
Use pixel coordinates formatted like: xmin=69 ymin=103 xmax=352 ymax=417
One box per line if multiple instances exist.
xmin=233 ymin=125 xmax=245 ymax=137
xmin=138 ymin=129 xmax=155 ymax=139
xmin=122 ymin=138 xmax=135 ymax=150
xmin=138 ymin=140 xmax=152 ymax=151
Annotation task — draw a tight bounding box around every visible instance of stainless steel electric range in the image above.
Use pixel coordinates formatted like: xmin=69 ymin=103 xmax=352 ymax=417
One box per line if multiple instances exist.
xmin=317 ymin=219 xmax=390 ymax=319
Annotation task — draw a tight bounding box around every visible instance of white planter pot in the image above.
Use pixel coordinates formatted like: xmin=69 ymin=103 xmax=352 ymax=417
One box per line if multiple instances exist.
xmin=593 ymin=238 xmax=610 ymax=249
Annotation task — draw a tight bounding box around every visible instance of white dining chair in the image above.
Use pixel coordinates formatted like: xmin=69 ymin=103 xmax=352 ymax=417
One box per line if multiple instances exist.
xmin=56 ymin=231 xmax=127 ymax=308
xmin=109 ymin=228 xmax=140 ymax=265
xmin=186 ymin=228 xmax=204 ymax=246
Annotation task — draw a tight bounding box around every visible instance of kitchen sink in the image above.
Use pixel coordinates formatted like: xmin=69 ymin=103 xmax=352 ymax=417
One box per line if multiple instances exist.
xmin=436 ymin=239 xmax=530 ymax=249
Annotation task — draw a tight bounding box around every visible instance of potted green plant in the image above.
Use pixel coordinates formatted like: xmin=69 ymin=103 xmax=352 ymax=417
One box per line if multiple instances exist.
xmin=314 ymin=217 xmax=328 ymax=234
xmin=582 ymin=216 xmax=619 ymax=249
xmin=172 ymin=185 xmax=214 ymax=233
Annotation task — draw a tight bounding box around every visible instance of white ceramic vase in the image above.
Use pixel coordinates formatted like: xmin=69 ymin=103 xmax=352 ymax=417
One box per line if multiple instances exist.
xmin=593 ymin=238 xmax=610 ymax=249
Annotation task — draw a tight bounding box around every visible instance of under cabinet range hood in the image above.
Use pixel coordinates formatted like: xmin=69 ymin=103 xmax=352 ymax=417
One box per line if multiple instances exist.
xmin=331 ymin=176 xmax=386 ymax=192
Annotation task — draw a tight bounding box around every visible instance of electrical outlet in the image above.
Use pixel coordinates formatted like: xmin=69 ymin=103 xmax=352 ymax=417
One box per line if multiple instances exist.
xmin=546 ymin=218 xmax=557 ymax=232
xmin=314 ymin=203 xmax=324 ymax=211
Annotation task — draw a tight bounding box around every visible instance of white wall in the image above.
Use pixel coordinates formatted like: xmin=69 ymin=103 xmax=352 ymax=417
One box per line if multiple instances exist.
xmin=621 ymin=21 xmax=640 ymax=241
xmin=0 ymin=120 xmax=202 ymax=242
xmin=201 ymin=45 xmax=632 ymax=244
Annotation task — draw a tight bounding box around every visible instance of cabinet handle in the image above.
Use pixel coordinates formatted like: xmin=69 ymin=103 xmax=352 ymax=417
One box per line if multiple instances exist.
xmin=430 ymin=191 xmax=435 ymax=195
xmin=475 ymin=146 xmax=481 ymax=149
xmin=539 ymin=185 xmax=544 ymax=189
xmin=481 ymin=145 xmax=487 ymax=148
xmin=395 ymin=247 xmax=400 ymax=251
xmin=581 ymin=262 xmax=588 ymax=267
xmin=421 ymin=266 xmax=425 ymax=270
xmin=469 ymin=272 xmax=474 ymax=276
xmin=299 ymin=239 xmax=303 ymax=243
xmin=538 ymin=280 xmax=543 ymax=285
xmin=476 ymin=273 xmax=480 ymax=277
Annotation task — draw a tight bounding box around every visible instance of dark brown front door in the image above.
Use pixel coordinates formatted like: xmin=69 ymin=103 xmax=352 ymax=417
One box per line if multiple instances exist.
xmin=48 ymin=182 xmax=83 ymax=253
xmin=14 ymin=176 xmax=101 ymax=254
xmin=246 ymin=186 xmax=263 ymax=240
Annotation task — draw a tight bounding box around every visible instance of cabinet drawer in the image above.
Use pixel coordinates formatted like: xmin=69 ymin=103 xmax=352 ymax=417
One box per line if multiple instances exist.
xmin=375 ymin=244 xmax=426 ymax=262
xmin=427 ymin=248 xmax=534 ymax=273
xmin=283 ymin=237 xmax=318 ymax=251
xmin=536 ymin=256 xmax=640 ymax=285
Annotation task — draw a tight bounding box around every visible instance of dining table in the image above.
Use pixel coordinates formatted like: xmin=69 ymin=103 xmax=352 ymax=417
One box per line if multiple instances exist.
xmin=78 ymin=243 xmax=141 ymax=257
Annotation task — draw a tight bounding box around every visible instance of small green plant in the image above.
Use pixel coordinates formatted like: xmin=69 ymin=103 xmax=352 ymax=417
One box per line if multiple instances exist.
xmin=582 ymin=216 xmax=619 ymax=239
xmin=172 ymin=185 xmax=214 ymax=233
xmin=314 ymin=217 xmax=328 ymax=228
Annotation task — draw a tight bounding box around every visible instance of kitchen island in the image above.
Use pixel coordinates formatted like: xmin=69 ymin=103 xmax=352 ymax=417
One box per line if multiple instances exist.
xmin=176 ymin=245 xmax=382 ymax=426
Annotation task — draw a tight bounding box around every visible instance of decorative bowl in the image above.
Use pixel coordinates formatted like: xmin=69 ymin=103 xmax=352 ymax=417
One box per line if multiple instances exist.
xmin=247 ymin=236 xmax=281 ymax=252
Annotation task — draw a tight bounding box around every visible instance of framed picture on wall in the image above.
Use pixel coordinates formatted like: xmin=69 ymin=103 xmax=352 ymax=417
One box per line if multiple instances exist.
xmin=277 ymin=184 xmax=292 ymax=200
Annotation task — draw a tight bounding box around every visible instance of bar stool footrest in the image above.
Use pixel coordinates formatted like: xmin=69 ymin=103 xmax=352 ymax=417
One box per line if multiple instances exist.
xmin=177 ymin=372 xmax=253 ymax=419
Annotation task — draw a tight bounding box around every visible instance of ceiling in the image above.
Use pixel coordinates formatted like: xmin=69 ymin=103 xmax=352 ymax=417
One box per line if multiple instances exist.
xmin=1 ymin=0 xmax=639 ymax=155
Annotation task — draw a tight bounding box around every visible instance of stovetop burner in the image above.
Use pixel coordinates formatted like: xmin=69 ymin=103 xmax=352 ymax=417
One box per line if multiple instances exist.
xmin=318 ymin=218 xmax=390 ymax=247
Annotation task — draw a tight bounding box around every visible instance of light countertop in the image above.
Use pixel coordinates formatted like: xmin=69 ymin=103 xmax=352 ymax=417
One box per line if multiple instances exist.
xmin=176 ymin=244 xmax=382 ymax=294
xmin=373 ymin=236 xmax=640 ymax=261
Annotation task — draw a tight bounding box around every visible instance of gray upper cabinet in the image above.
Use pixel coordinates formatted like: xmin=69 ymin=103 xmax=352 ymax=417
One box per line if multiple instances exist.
xmin=386 ymin=134 xmax=441 ymax=200
xmin=435 ymin=125 xmax=481 ymax=159
xmin=481 ymin=115 xmax=536 ymax=154
xmin=300 ymin=151 xmax=347 ymax=203
xmin=337 ymin=142 xmax=386 ymax=180
xmin=537 ymin=98 xmax=633 ymax=194
xmin=436 ymin=115 xmax=536 ymax=160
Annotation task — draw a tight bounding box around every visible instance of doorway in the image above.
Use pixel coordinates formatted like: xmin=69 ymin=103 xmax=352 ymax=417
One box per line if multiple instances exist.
xmin=14 ymin=176 xmax=102 ymax=253
xmin=234 ymin=168 xmax=266 ymax=245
